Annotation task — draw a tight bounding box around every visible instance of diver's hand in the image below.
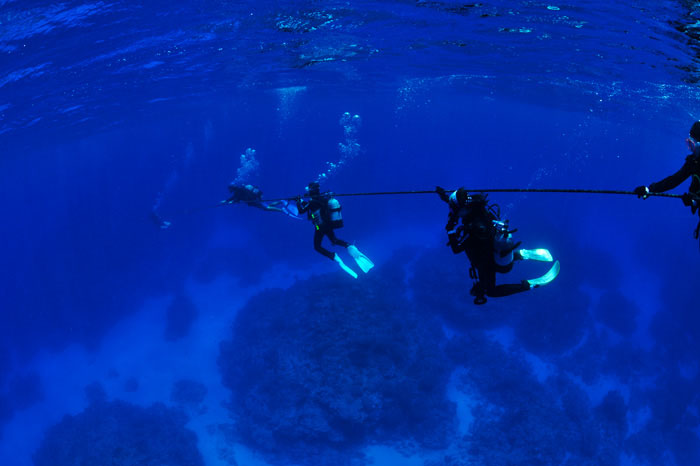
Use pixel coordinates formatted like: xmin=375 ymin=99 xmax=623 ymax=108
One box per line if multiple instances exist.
xmin=682 ymin=192 xmax=699 ymax=207
xmin=436 ymin=186 xmax=450 ymax=202
xmin=634 ymin=186 xmax=650 ymax=199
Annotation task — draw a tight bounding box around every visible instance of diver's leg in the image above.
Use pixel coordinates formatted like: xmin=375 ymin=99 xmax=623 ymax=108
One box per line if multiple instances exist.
xmin=314 ymin=230 xmax=335 ymax=260
xmin=263 ymin=201 xmax=285 ymax=213
xmin=486 ymin=282 xmax=531 ymax=297
xmin=326 ymin=229 xmax=350 ymax=248
xmin=482 ymin=265 xmax=530 ymax=298
xmin=318 ymin=228 xmax=357 ymax=278
xmin=469 ymin=265 xmax=492 ymax=304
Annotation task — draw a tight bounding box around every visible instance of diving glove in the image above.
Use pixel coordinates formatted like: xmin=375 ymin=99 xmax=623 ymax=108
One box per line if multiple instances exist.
xmin=634 ymin=186 xmax=650 ymax=199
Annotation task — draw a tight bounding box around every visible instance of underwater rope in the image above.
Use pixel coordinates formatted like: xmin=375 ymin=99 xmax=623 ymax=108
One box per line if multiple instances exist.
xmin=174 ymin=188 xmax=681 ymax=217
xmin=260 ymin=188 xmax=682 ymax=202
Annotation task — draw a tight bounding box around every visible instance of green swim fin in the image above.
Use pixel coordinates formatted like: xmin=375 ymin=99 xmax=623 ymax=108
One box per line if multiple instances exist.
xmin=526 ymin=260 xmax=560 ymax=288
xmin=347 ymin=245 xmax=374 ymax=273
xmin=519 ymin=248 xmax=553 ymax=262
xmin=334 ymin=254 xmax=358 ymax=279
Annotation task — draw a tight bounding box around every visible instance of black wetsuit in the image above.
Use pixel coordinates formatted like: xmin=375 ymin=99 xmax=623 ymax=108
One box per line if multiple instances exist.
xmin=227 ymin=185 xmax=264 ymax=207
xmin=649 ymin=153 xmax=700 ymax=200
xmin=443 ymin=196 xmax=528 ymax=301
xmin=297 ymin=195 xmax=349 ymax=260
xmin=648 ymin=152 xmax=700 ymax=238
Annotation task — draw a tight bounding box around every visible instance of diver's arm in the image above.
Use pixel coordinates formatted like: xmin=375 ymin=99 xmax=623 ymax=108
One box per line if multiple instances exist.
xmin=447 ymin=227 xmax=465 ymax=254
xmin=445 ymin=210 xmax=459 ymax=232
xmin=436 ymin=186 xmax=450 ymax=203
xmin=648 ymin=158 xmax=693 ymax=193
xmin=296 ymin=198 xmax=310 ymax=213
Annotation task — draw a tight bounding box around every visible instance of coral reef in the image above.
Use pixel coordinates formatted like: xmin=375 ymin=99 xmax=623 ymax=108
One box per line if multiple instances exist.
xmin=5 ymin=372 xmax=43 ymax=412
xmin=218 ymin=264 xmax=454 ymax=464
xmin=0 ymin=371 xmax=44 ymax=435
xmin=171 ymin=379 xmax=207 ymax=409
xmin=84 ymin=381 xmax=107 ymax=404
xmin=213 ymin=243 xmax=700 ymax=465
xmin=447 ymin=334 xmax=625 ymax=465
xmin=33 ymin=400 xmax=203 ymax=466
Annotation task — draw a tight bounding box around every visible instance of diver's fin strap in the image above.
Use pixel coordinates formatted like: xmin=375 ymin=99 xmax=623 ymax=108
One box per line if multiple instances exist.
xmin=526 ymin=260 xmax=560 ymax=287
xmin=518 ymin=248 xmax=554 ymax=262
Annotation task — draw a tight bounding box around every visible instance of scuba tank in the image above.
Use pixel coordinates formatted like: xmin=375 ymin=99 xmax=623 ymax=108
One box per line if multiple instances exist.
xmin=492 ymin=220 xmax=518 ymax=267
xmin=326 ymin=197 xmax=343 ymax=228
xmin=304 ymin=194 xmax=343 ymax=230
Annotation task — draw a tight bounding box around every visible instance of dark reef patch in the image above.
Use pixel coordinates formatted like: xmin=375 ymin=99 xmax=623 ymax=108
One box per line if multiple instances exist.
xmin=33 ymin=400 xmax=204 ymax=466
xmin=0 ymin=371 xmax=44 ymax=436
xmin=84 ymin=381 xmax=107 ymax=404
xmin=5 ymin=372 xmax=43 ymax=411
xmin=446 ymin=334 xmax=626 ymax=465
xmin=218 ymin=261 xmax=455 ymax=464
xmin=171 ymin=379 xmax=208 ymax=414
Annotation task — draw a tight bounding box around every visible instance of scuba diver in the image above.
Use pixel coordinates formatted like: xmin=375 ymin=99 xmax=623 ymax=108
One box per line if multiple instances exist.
xmin=436 ymin=186 xmax=560 ymax=305
xmin=223 ymin=183 xmax=300 ymax=219
xmin=634 ymin=120 xmax=700 ymax=243
xmin=296 ymin=181 xmax=374 ymax=278
xmin=149 ymin=211 xmax=171 ymax=229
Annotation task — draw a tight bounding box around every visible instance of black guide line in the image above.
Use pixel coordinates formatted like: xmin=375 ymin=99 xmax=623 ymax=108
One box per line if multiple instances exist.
xmin=260 ymin=188 xmax=682 ymax=203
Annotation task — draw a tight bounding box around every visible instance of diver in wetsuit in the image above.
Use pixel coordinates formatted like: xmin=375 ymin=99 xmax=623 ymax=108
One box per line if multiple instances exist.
xmin=224 ymin=183 xmax=284 ymax=212
xmin=436 ymin=187 xmax=559 ymax=305
xmin=297 ymin=182 xmax=373 ymax=278
xmin=223 ymin=183 xmax=301 ymax=218
xmin=634 ymin=120 xmax=700 ymax=241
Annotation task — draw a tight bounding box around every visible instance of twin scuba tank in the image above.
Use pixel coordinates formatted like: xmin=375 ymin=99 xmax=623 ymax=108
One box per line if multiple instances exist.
xmin=492 ymin=220 xmax=515 ymax=266
xmin=309 ymin=194 xmax=343 ymax=229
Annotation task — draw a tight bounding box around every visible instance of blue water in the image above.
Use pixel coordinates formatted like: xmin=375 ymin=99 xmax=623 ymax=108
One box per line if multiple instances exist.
xmin=2 ymin=1 xmax=700 ymax=465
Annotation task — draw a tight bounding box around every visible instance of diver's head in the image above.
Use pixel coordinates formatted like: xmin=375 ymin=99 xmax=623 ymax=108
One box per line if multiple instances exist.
xmin=456 ymin=187 xmax=469 ymax=206
xmin=690 ymin=121 xmax=700 ymax=142
xmin=306 ymin=181 xmax=321 ymax=196
xmin=687 ymin=121 xmax=700 ymax=156
xmin=227 ymin=182 xmax=238 ymax=192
